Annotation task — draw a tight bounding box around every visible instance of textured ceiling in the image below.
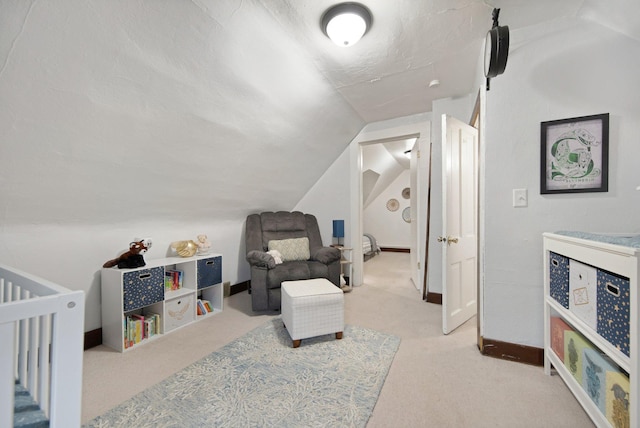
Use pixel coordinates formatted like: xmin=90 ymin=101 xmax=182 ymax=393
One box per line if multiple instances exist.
xmin=0 ymin=0 xmax=638 ymax=226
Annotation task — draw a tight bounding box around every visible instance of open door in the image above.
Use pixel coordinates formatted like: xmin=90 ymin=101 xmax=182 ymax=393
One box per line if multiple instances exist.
xmin=441 ymin=115 xmax=478 ymax=334
xmin=409 ymin=141 xmax=418 ymax=288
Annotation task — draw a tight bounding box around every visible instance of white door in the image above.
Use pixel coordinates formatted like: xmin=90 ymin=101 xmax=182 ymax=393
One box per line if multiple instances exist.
xmin=441 ymin=115 xmax=478 ymax=334
xmin=410 ymin=141 xmax=418 ymax=288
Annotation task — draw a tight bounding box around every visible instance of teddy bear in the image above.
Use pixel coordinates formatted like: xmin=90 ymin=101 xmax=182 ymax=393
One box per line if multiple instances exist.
xmin=196 ymin=234 xmax=211 ymax=254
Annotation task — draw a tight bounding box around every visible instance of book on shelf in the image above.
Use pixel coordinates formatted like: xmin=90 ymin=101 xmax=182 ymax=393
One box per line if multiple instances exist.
xmin=196 ymin=299 xmax=212 ymax=315
xmin=125 ymin=316 xmax=137 ymax=347
xmin=131 ymin=314 xmax=145 ymax=342
xmin=201 ymin=299 xmax=213 ymax=313
xmin=146 ymin=313 xmax=161 ymax=335
xmin=144 ymin=318 xmax=155 ymax=338
xmin=123 ymin=313 xmax=151 ymax=348
xmin=165 ymin=270 xmax=183 ymax=291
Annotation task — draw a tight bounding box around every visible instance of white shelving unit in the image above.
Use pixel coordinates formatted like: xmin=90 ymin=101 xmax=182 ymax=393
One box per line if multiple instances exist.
xmin=101 ymin=253 xmax=223 ymax=352
xmin=543 ymin=233 xmax=638 ymax=428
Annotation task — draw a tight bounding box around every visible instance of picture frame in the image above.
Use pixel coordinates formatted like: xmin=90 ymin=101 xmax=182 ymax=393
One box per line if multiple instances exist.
xmin=540 ymin=113 xmax=609 ymax=194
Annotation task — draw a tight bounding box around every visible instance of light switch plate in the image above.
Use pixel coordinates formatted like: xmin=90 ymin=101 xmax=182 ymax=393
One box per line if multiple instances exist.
xmin=513 ymin=189 xmax=527 ymax=207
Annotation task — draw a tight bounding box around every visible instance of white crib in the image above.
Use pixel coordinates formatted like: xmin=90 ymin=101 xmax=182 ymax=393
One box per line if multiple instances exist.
xmin=0 ymin=263 xmax=84 ymax=428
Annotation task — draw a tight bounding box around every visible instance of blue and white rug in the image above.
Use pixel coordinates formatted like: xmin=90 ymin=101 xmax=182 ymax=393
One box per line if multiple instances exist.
xmin=85 ymin=318 xmax=400 ymax=428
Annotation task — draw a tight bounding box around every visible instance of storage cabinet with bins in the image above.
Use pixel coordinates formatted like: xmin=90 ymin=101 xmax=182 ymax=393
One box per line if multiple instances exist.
xmin=543 ymin=232 xmax=639 ymax=427
xmin=101 ymin=254 xmax=223 ymax=352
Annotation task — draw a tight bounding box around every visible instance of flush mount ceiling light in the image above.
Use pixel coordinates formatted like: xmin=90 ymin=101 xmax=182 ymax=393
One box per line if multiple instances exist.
xmin=321 ymin=3 xmax=372 ymax=47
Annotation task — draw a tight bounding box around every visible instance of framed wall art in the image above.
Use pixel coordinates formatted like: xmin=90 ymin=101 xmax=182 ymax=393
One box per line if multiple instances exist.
xmin=540 ymin=113 xmax=609 ymax=194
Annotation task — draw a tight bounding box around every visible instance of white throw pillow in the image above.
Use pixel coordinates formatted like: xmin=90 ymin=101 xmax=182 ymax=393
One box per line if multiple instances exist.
xmin=267 ymin=237 xmax=310 ymax=262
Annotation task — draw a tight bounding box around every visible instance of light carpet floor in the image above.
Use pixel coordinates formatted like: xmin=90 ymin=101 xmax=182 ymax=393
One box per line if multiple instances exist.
xmin=84 ymin=320 xmax=399 ymax=427
xmin=82 ymin=252 xmax=594 ymax=427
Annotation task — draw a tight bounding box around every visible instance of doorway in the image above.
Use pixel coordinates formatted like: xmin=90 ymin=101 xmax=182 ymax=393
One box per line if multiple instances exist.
xmin=361 ymin=137 xmax=417 ymax=284
xmin=349 ymin=118 xmax=431 ymax=294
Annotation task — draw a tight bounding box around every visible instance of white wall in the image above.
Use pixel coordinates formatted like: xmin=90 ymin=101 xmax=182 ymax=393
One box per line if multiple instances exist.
xmin=482 ymin=22 xmax=640 ymax=347
xmin=361 ymin=144 xmax=405 ymax=208
xmin=363 ymin=169 xmax=412 ymax=248
xmin=295 ymin=147 xmax=352 ymax=248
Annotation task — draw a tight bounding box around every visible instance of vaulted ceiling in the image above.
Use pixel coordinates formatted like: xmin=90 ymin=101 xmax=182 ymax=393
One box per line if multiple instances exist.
xmin=1 ymin=0 xmax=638 ymax=226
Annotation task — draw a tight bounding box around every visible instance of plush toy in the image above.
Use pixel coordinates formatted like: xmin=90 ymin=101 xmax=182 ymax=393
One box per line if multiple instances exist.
xmin=103 ymin=239 xmax=152 ymax=269
xmin=196 ymin=234 xmax=211 ymax=254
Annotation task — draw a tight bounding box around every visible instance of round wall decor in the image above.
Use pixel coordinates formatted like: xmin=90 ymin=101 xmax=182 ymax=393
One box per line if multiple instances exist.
xmin=402 ymin=187 xmax=410 ymax=199
xmin=402 ymin=207 xmax=411 ymax=223
xmin=386 ymin=199 xmax=399 ymax=212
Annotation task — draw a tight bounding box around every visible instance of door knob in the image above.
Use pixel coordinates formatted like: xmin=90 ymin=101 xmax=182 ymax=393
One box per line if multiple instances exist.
xmin=447 ymin=236 xmax=459 ymax=245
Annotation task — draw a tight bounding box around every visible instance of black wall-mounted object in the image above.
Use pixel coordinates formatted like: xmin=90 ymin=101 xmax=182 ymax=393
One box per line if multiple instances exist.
xmin=484 ymin=8 xmax=509 ymax=90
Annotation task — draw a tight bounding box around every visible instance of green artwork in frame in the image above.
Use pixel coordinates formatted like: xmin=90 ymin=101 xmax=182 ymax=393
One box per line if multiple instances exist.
xmin=540 ymin=113 xmax=609 ymax=194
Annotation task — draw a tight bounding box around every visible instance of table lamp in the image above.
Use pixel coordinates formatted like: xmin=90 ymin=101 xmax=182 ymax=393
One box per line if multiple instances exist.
xmin=332 ymin=220 xmax=345 ymax=246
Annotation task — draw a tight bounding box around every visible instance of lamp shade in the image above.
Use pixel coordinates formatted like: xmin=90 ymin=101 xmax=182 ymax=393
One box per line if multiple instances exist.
xmin=332 ymin=220 xmax=345 ymax=238
xmin=321 ymin=3 xmax=372 ymax=47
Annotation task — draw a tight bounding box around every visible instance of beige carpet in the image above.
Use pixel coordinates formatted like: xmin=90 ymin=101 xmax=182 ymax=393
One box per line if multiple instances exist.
xmin=82 ymin=252 xmax=594 ymax=427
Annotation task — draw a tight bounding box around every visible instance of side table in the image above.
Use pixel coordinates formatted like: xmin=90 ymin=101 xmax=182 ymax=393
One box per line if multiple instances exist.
xmin=332 ymin=245 xmax=352 ymax=292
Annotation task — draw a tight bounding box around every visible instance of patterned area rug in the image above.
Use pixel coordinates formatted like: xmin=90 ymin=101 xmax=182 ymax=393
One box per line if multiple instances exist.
xmin=85 ymin=318 xmax=400 ymax=428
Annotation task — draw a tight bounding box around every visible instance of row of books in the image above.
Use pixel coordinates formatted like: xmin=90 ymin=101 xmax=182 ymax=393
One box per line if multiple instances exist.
xmin=165 ymin=269 xmax=183 ymax=291
xmin=197 ymin=299 xmax=214 ymax=316
xmin=124 ymin=313 xmax=161 ymax=349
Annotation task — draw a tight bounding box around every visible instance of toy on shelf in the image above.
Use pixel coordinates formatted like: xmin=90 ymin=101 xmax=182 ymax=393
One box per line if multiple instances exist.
xmin=196 ymin=234 xmax=211 ymax=255
xmin=103 ymin=239 xmax=152 ymax=269
xmin=171 ymin=240 xmax=198 ymax=257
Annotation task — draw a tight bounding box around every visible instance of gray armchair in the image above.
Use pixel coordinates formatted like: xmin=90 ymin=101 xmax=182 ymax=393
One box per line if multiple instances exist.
xmin=245 ymin=211 xmax=341 ymax=311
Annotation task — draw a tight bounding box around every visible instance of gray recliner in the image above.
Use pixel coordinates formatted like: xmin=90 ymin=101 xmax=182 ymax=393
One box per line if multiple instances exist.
xmin=245 ymin=211 xmax=341 ymax=311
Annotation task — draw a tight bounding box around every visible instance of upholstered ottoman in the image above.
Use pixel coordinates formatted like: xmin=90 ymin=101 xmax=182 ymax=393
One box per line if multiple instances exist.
xmin=281 ymin=278 xmax=344 ymax=348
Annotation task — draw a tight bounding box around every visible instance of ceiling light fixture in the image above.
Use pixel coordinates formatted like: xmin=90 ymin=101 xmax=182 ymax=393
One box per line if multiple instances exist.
xmin=321 ymin=3 xmax=372 ymax=47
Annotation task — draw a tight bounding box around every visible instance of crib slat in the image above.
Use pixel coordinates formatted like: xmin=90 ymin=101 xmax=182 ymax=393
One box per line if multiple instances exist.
xmin=18 ymin=320 xmax=28 ymax=384
xmin=38 ymin=315 xmax=51 ymax=418
xmin=18 ymin=288 xmax=29 ymax=389
xmin=28 ymin=313 xmax=39 ymax=399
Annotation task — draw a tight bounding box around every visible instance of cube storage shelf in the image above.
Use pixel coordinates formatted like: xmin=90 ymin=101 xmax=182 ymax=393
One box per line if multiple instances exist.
xmin=543 ymin=233 xmax=638 ymax=428
xmin=101 ymin=253 xmax=223 ymax=352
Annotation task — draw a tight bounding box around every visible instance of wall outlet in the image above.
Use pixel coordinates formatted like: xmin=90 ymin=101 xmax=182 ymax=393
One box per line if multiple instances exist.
xmin=223 ymin=281 xmax=231 ymax=297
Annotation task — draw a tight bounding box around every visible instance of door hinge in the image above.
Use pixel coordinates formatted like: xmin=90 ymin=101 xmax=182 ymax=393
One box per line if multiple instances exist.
xmin=417 ymin=150 xmax=420 ymax=158
xmin=417 ymin=262 xmax=420 ymax=270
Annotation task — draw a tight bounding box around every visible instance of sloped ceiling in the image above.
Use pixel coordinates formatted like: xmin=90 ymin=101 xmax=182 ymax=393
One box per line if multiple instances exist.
xmin=1 ymin=0 xmax=638 ymax=227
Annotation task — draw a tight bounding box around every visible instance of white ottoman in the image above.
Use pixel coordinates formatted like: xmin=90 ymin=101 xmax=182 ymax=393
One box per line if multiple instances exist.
xmin=281 ymin=278 xmax=344 ymax=348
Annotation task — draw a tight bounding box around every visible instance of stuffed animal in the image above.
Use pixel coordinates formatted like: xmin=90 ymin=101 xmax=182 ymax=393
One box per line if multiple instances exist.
xmin=103 ymin=239 xmax=152 ymax=269
xmin=196 ymin=234 xmax=211 ymax=254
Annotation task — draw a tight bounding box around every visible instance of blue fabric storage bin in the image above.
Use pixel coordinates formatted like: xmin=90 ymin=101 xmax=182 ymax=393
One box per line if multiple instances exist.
xmin=597 ymin=268 xmax=630 ymax=357
xmin=122 ymin=267 xmax=164 ymax=311
xmin=197 ymin=256 xmax=222 ymax=289
xmin=549 ymin=252 xmax=570 ymax=308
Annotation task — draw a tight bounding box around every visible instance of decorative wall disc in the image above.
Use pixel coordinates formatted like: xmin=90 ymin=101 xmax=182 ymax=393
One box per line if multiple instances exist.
xmin=402 ymin=207 xmax=411 ymax=223
xmin=402 ymin=187 xmax=410 ymax=199
xmin=386 ymin=198 xmax=399 ymax=212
